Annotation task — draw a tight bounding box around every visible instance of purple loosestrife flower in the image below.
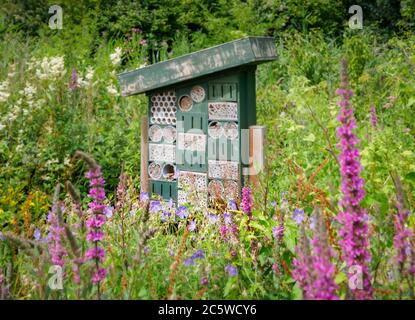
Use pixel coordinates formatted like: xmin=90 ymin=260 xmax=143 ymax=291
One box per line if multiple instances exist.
xmin=292 ymin=226 xmax=313 ymax=299
xmin=272 ymin=225 xmax=284 ymax=242
xmin=336 ymin=60 xmax=373 ymax=300
xmin=370 ymin=105 xmax=378 ymax=128
xmin=85 ymin=166 xmax=108 ymax=288
xmin=47 ymin=204 xmax=67 ymax=267
xmin=393 ymin=203 xmax=414 ymax=275
xmin=293 ymin=208 xmax=305 ymax=224
xmin=241 ymin=187 xmax=253 ymax=218
xmin=225 ymin=264 xmax=238 ymax=277
xmin=69 ymin=66 xmax=78 ymax=91
xmin=309 ymin=211 xmax=339 ymax=300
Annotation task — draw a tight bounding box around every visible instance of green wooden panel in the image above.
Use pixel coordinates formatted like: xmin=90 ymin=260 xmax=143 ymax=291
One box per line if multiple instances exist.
xmin=151 ymin=181 xmax=177 ymax=201
xmin=118 ymin=37 xmax=276 ymax=96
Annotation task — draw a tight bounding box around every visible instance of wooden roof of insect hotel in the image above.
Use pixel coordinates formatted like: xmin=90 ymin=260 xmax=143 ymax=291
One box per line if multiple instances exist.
xmin=118 ymin=36 xmax=277 ymax=96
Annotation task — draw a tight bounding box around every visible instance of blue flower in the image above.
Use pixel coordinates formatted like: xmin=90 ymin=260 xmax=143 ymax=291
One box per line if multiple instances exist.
xmin=0 ymin=231 xmax=5 ymax=241
xmin=191 ymin=250 xmax=205 ymax=260
xmin=228 ymin=200 xmax=237 ymax=210
xmin=223 ymin=212 xmax=232 ymax=225
xmin=225 ymin=264 xmax=238 ymax=277
xmin=150 ymin=200 xmax=162 ymax=213
xmin=167 ymin=198 xmax=174 ymax=209
xmin=184 ymin=258 xmax=194 ymax=267
xmin=189 ymin=220 xmax=196 ymax=231
xmin=271 ymin=200 xmax=277 ymax=208
xmin=140 ymin=192 xmax=149 ymax=202
xmin=104 ymin=206 xmax=114 ymax=219
xmin=144 ymin=246 xmax=149 ymax=254
xmin=310 ymin=215 xmax=316 ymax=230
xmin=160 ymin=211 xmax=171 ymax=222
xmin=208 ymin=214 xmax=218 ymax=225
xmin=177 ymin=206 xmax=188 ymax=219
xmin=34 ymin=228 xmax=41 ymax=241
xmin=293 ymin=208 xmax=305 ymax=224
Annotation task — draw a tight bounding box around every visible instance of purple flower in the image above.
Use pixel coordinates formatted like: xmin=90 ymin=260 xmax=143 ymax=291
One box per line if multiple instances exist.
xmin=393 ymin=202 xmax=413 ymax=275
xmin=189 ymin=220 xmax=196 ymax=232
xmin=91 ymin=268 xmax=107 ymax=284
xmin=272 ymin=225 xmax=284 ymax=240
xmin=85 ymin=247 xmax=105 ymax=262
xmin=293 ymin=208 xmax=305 ymax=224
xmin=140 ymin=192 xmax=149 ymax=203
xmin=160 ymin=211 xmax=171 ymax=222
xmin=241 ymin=187 xmax=253 ymax=217
xmin=84 ymin=165 xmax=108 ymax=286
xmin=225 ymin=264 xmax=238 ymax=277
xmin=140 ymin=39 xmax=148 ymax=46
xmin=0 ymin=232 xmax=5 ymax=241
xmin=336 ymin=60 xmax=373 ymax=300
xmin=47 ymin=202 xmax=67 ymax=267
xmin=370 ymin=105 xmax=378 ymax=128
xmin=228 ymin=200 xmax=237 ymax=210
xmin=104 ymin=206 xmax=114 ymax=219
xmin=177 ymin=206 xmax=188 ymax=219
xmin=150 ymin=201 xmax=162 ymax=213
xmin=34 ymin=228 xmax=41 ymax=241
xmin=132 ymin=27 xmax=142 ymax=33
xmin=271 ymin=200 xmax=277 ymax=208
xmin=208 ymin=214 xmax=218 ymax=225
xmin=200 ymin=277 xmax=209 ymax=286
xmin=144 ymin=246 xmax=149 ymax=254
xmin=87 ymin=230 xmax=105 ymax=242
xmin=184 ymin=258 xmax=194 ymax=267
xmin=223 ymin=212 xmax=232 ymax=225
xmin=191 ymin=250 xmax=205 ymax=260
xmin=169 ymin=249 xmax=175 ymax=257
xmin=69 ymin=66 xmax=78 ymax=91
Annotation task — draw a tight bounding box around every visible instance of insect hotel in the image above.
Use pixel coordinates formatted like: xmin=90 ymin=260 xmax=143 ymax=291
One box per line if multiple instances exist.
xmin=118 ymin=37 xmax=276 ymax=207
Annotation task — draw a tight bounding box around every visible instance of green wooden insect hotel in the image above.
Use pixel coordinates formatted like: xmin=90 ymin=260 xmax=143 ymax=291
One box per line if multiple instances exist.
xmin=118 ymin=37 xmax=276 ymax=207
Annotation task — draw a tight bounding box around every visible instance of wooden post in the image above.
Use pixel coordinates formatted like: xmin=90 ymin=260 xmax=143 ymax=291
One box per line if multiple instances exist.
xmin=140 ymin=116 xmax=149 ymax=193
xmin=248 ymin=125 xmax=266 ymax=187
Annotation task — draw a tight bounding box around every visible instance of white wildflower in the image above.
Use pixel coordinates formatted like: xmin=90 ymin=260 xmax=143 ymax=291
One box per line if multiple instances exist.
xmin=107 ymin=84 xmax=119 ymax=96
xmin=35 ymin=56 xmax=66 ymax=80
xmin=0 ymin=80 xmax=10 ymax=102
xmin=110 ymin=47 xmax=122 ymax=66
xmin=85 ymin=66 xmax=94 ymax=81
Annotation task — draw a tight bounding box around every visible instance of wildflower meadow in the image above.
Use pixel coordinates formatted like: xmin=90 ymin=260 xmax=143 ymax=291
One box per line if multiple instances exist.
xmin=0 ymin=1 xmax=415 ymax=302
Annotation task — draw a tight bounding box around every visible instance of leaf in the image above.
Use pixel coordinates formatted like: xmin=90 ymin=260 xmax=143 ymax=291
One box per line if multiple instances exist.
xmin=303 ymin=133 xmax=316 ymax=142
xmin=224 ymin=278 xmax=234 ymax=297
xmin=291 ymin=282 xmax=303 ymax=300
xmin=335 ymin=272 xmax=347 ymax=285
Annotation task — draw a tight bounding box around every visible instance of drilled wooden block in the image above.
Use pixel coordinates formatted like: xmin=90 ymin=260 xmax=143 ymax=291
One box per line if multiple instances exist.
xmin=208 ymin=160 xmax=239 ymax=180
xmin=149 ymin=143 xmax=176 ymax=162
xmin=178 ymin=170 xmax=207 ymax=191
